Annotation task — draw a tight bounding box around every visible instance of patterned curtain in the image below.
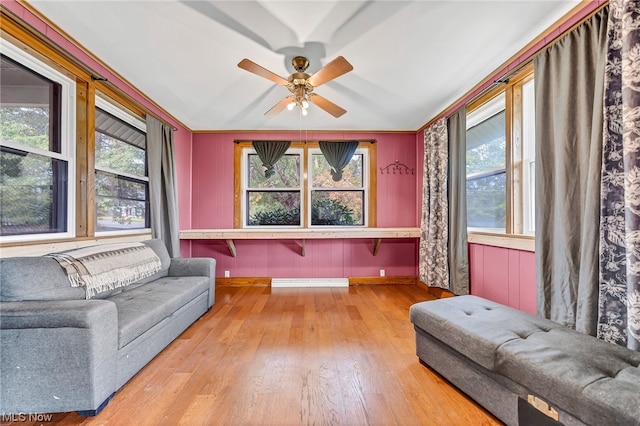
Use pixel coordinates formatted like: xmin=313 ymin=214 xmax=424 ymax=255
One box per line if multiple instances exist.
xmin=419 ymin=119 xmax=449 ymax=289
xmin=599 ymin=0 xmax=640 ymax=352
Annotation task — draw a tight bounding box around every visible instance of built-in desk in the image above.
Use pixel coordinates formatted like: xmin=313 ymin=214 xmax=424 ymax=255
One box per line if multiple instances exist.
xmin=179 ymin=227 xmax=420 ymax=257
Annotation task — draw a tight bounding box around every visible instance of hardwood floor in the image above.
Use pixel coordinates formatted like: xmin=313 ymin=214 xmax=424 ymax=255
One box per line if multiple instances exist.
xmin=6 ymin=285 xmax=502 ymax=426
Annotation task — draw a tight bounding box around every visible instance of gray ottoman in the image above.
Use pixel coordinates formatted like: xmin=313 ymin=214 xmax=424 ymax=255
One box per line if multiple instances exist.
xmin=410 ymin=295 xmax=640 ymax=426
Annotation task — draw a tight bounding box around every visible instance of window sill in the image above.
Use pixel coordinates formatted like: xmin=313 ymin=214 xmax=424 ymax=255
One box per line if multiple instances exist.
xmin=467 ymin=231 xmax=534 ymax=252
xmin=0 ymin=232 xmax=152 ymax=257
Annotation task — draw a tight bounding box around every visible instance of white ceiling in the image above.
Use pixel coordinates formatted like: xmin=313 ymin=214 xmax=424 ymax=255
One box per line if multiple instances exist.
xmin=27 ymin=0 xmax=580 ymax=132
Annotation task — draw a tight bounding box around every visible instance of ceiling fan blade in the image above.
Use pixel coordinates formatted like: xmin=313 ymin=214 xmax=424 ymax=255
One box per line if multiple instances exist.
xmin=307 ymin=56 xmax=353 ymax=87
xmin=308 ymin=94 xmax=347 ymax=118
xmin=238 ymin=58 xmax=289 ymax=86
xmin=265 ymin=96 xmax=294 ymax=116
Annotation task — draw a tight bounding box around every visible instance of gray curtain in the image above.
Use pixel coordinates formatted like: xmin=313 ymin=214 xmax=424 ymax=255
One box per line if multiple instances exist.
xmin=419 ymin=118 xmax=449 ymax=289
xmin=599 ymin=0 xmax=640 ymax=352
xmin=252 ymin=141 xmax=291 ymax=178
xmin=534 ymin=9 xmax=608 ymax=335
xmin=318 ymin=141 xmax=359 ymax=181
xmin=448 ymin=108 xmax=469 ymax=295
xmin=146 ymin=115 xmax=180 ymax=258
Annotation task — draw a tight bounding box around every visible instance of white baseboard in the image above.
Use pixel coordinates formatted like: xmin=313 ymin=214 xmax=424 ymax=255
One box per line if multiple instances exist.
xmin=271 ymin=278 xmax=349 ymax=288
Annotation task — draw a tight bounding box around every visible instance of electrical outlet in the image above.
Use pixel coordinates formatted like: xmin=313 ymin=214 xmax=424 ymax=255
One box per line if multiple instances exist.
xmin=380 ymin=269 xmax=385 ymax=277
xmin=224 ymin=270 xmax=230 ymax=278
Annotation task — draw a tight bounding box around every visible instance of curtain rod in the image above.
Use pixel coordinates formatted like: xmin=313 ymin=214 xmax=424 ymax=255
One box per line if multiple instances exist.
xmin=234 ymin=139 xmax=376 ymax=144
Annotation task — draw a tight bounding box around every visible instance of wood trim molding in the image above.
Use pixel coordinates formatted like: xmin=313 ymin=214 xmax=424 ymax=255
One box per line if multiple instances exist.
xmin=349 ymin=276 xmax=418 ymax=285
xmin=216 ymin=277 xmax=272 ymax=287
xmin=468 ymin=232 xmax=535 ymax=252
xmin=232 ymin=140 xmax=378 ymax=230
xmin=0 ymin=233 xmax=152 ymax=257
xmin=234 ymin=142 xmax=243 ymax=228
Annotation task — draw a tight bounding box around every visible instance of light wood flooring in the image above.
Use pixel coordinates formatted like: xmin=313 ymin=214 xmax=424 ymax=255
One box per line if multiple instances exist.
xmin=6 ymin=285 xmax=501 ymax=426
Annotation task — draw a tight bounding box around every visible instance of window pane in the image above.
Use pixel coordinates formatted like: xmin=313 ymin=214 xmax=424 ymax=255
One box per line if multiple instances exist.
xmin=467 ymin=172 xmax=506 ymax=228
xmin=95 ymin=132 xmax=146 ymax=176
xmin=312 ymin=153 xmax=363 ymax=188
xmin=466 ymin=110 xmax=505 ymax=174
xmin=523 ymin=79 xmax=536 ymax=233
xmin=248 ymin=154 xmax=299 ymax=188
xmin=0 ymin=55 xmax=60 ymax=152
xmin=95 ymin=171 xmax=147 ymax=231
xmin=95 ymin=107 xmax=146 ymax=177
xmin=0 ymin=147 xmax=67 ymax=235
xmin=311 ymin=191 xmax=364 ymax=226
xmin=247 ymin=191 xmax=300 ymax=225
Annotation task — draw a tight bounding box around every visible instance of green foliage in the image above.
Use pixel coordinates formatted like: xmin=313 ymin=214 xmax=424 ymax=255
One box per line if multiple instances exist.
xmin=247 ymin=151 xmax=363 ymax=227
xmin=0 ymin=151 xmax=58 ymax=234
xmin=466 ymin=173 xmax=506 ymax=228
xmin=96 ymin=133 xmax=145 ymax=176
xmin=0 ymin=107 xmax=50 ymax=151
xmin=0 ymin=107 xmax=59 ymax=235
xmin=250 ymin=206 xmax=300 ymax=226
xmin=311 ymin=197 xmax=356 ymax=225
xmin=466 ymin=138 xmax=505 ymax=175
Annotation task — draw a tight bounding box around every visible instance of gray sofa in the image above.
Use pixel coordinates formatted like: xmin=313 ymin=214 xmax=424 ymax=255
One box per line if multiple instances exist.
xmin=0 ymin=239 xmax=215 ymax=416
xmin=410 ymin=295 xmax=640 ymax=426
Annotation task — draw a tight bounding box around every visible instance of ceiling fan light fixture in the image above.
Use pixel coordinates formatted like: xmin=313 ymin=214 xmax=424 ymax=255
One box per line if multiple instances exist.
xmin=239 ymin=56 xmax=352 ymax=118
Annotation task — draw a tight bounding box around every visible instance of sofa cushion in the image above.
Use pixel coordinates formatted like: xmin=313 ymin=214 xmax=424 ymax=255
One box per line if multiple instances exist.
xmin=109 ymin=276 xmax=209 ymax=348
xmin=496 ymin=327 xmax=640 ymax=426
xmin=0 ymin=257 xmax=86 ymax=301
xmin=93 ymin=239 xmax=171 ymax=298
xmin=137 ymin=239 xmax=171 ymax=284
xmin=409 ymin=295 xmax=562 ymax=370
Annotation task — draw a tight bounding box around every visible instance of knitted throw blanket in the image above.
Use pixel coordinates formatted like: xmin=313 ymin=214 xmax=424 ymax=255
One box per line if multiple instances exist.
xmin=48 ymin=242 xmax=162 ymax=299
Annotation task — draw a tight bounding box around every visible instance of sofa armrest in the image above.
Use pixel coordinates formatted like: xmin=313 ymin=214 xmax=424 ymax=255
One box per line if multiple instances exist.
xmin=168 ymin=257 xmax=216 ymax=308
xmin=0 ymin=300 xmax=118 ymax=414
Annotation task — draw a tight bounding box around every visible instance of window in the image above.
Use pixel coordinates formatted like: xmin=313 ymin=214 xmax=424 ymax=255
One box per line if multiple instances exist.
xmin=466 ymin=96 xmax=506 ymax=230
xmin=0 ymin=42 xmax=76 ymax=241
xmin=237 ymin=141 xmax=375 ymax=228
xmin=244 ymin=149 xmax=302 ymax=226
xmin=522 ymin=79 xmax=536 ymax=234
xmin=94 ymin=97 xmax=149 ymax=233
xmin=309 ymin=148 xmax=366 ymax=226
xmin=466 ymin=66 xmax=534 ymax=236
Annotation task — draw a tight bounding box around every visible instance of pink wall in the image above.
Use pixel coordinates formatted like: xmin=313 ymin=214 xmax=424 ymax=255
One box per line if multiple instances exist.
xmin=188 ymin=131 xmax=419 ymax=278
xmin=469 ymin=244 xmax=536 ymax=314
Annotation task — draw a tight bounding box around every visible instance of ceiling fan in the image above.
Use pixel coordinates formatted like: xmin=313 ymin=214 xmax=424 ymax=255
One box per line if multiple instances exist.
xmin=238 ymin=56 xmax=353 ymax=118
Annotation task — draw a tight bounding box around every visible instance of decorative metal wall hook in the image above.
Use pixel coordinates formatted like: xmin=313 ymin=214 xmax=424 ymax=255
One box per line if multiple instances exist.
xmin=380 ymin=160 xmax=414 ymax=175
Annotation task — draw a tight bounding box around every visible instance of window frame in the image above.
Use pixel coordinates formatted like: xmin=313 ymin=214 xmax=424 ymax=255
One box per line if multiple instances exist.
xmin=307 ymin=147 xmax=369 ymax=228
xmin=241 ymin=147 xmax=304 ymax=229
xmin=466 ymin=64 xmax=535 ymax=240
xmin=94 ymin=96 xmax=150 ymax=236
xmin=0 ymin=39 xmax=76 ymax=243
xmin=466 ymin=95 xmax=507 ymax=232
xmin=234 ymin=140 xmax=377 ymax=229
